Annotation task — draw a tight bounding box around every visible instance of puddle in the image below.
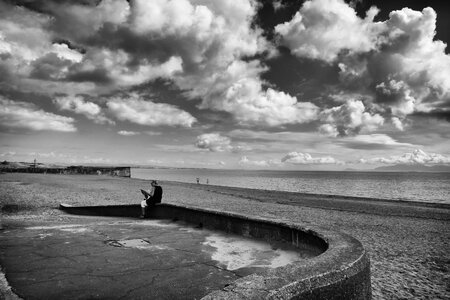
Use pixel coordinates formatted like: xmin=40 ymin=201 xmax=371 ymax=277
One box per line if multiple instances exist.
xmin=106 ymin=239 xmax=170 ymax=250
xmin=203 ymin=234 xmax=305 ymax=271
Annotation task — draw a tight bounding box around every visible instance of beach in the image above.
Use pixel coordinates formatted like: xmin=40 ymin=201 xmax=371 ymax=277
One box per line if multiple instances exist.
xmin=1 ymin=173 xmax=449 ymax=299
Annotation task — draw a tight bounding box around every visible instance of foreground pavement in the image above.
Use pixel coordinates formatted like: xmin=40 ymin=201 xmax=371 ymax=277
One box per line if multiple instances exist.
xmin=0 ymin=214 xmax=310 ymax=300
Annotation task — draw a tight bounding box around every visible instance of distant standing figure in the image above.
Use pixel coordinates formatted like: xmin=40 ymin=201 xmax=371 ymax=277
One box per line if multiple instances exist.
xmin=196 ymin=177 xmax=200 ymax=184
xmin=140 ymin=180 xmax=163 ymax=218
xmin=206 ymin=178 xmax=209 ymax=184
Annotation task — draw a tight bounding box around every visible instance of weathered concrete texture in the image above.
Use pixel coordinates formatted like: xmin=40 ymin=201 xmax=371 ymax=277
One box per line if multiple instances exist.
xmin=60 ymin=203 xmax=372 ymax=299
xmin=0 ymin=216 xmax=314 ymax=300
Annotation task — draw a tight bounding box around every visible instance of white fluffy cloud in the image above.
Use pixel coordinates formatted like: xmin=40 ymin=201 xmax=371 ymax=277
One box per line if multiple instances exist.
xmin=0 ymin=97 xmax=76 ymax=132
xmin=195 ymin=133 xmax=232 ymax=152
xmin=195 ymin=133 xmax=251 ymax=152
xmin=239 ymin=151 xmax=342 ymax=168
xmin=195 ymin=133 xmax=250 ymax=152
xmin=278 ymin=0 xmax=450 ymax=129
xmin=195 ymin=61 xmax=319 ymax=127
xmin=0 ymin=0 xmax=320 ymax=128
xmin=118 ymin=130 xmax=140 ymax=136
xmin=319 ymin=100 xmax=384 ymax=136
xmin=359 ymin=149 xmax=450 ymax=165
xmin=53 ymin=95 xmax=113 ymax=125
xmin=281 ymin=152 xmax=342 ymax=164
xmin=238 ymin=156 xmax=279 ymax=167
xmin=107 ymin=94 xmax=196 ymax=127
xmin=275 ymin=0 xmax=383 ymax=62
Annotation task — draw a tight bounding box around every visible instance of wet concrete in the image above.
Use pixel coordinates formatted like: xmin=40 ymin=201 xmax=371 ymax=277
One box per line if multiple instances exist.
xmin=0 ymin=215 xmax=315 ymax=300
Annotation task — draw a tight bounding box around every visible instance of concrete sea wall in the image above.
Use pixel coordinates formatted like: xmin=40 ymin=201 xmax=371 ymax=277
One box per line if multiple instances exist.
xmin=60 ymin=203 xmax=371 ymax=299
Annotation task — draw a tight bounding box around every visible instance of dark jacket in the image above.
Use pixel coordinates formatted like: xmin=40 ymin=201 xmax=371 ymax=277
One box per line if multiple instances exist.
xmin=147 ymin=186 xmax=163 ymax=205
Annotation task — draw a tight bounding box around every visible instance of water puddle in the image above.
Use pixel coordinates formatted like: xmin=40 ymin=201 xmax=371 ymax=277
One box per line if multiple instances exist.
xmin=203 ymin=234 xmax=306 ymax=271
xmin=106 ymin=239 xmax=170 ymax=250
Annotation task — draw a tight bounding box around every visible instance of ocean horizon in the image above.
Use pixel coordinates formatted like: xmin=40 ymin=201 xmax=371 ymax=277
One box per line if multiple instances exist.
xmin=132 ymin=168 xmax=450 ymax=205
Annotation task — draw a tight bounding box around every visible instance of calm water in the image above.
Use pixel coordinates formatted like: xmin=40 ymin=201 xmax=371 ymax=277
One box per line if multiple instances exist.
xmin=132 ymin=168 xmax=450 ymax=204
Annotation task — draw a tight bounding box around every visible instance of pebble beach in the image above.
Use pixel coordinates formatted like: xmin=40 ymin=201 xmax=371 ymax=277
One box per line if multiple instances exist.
xmin=1 ymin=173 xmax=449 ymax=299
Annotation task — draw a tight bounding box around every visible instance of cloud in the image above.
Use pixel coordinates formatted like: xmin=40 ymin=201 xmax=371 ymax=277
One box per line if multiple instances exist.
xmin=1 ymin=0 xmax=322 ymax=128
xmin=238 ymin=156 xmax=279 ymax=167
xmin=195 ymin=133 xmax=233 ymax=152
xmin=391 ymin=117 xmax=404 ymax=131
xmin=51 ymin=43 xmax=83 ymax=63
xmin=272 ymin=0 xmax=285 ymax=11
xmin=106 ymin=93 xmax=196 ymax=127
xmin=339 ymin=134 xmax=415 ymax=150
xmin=358 ymin=149 xmax=450 ymax=165
xmin=0 ymin=151 xmax=16 ymax=157
xmin=0 ymin=96 xmax=76 ymax=132
xmin=238 ymin=151 xmax=342 ymax=167
xmin=278 ymin=0 xmax=450 ymax=128
xmin=53 ymin=95 xmax=114 ymax=124
xmin=341 ymin=7 xmax=450 ymax=119
xmin=319 ymin=100 xmax=384 ymax=136
xmin=281 ymin=152 xmax=342 ymax=164
xmin=117 ymin=130 xmax=140 ymax=136
xmin=275 ymin=0 xmax=382 ymax=62
xmin=195 ymin=133 xmax=250 ymax=152
xmin=194 ymin=61 xmax=320 ymax=127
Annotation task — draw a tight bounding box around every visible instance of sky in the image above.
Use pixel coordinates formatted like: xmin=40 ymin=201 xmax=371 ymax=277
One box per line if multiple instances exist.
xmin=0 ymin=0 xmax=449 ymax=170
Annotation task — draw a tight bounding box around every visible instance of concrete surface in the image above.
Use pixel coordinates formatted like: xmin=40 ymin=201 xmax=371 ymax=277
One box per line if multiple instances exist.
xmin=0 ymin=215 xmax=314 ymax=300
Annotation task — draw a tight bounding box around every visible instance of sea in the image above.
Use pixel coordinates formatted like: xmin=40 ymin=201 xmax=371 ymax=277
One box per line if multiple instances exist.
xmin=131 ymin=168 xmax=450 ymax=205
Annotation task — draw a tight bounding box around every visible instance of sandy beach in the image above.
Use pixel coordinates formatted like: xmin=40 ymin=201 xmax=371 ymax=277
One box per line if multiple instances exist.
xmin=1 ymin=173 xmax=449 ymax=299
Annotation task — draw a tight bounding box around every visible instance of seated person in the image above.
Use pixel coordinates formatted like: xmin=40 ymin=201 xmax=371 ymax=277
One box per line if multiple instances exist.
xmin=140 ymin=180 xmax=163 ymax=218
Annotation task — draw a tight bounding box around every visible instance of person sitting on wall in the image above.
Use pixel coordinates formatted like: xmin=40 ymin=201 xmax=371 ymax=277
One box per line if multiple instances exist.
xmin=140 ymin=180 xmax=163 ymax=218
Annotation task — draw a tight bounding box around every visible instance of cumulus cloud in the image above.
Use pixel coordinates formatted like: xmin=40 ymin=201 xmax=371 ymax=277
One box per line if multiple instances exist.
xmin=278 ymin=0 xmax=450 ymax=129
xmin=195 ymin=133 xmax=232 ymax=152
xmin=359 ymin=149 xmax=450 ymax=165
xmin=281 ymin=152 xmax=342 ymax=164
xmin=53 ymin=95 xmax=114 ymax=124
xmin=319 ymin=100 xmax=384 ymax=136
xmin=0 ymin=97 xmax=76 ymax=132
xmin=275 ymin=0 xmax=383 ymax=62
xmin=195 ymin=133 xmax=250 ymax=152
xmin=107 ymin=94 xmax=196 ymax=127
xmin=391 ymin=117 xmax=404 ymax=131
xmin=238 ymin=156 xmax=279 ymax=167
xmin=117 ymin=130 xmax=140 ymax=136
xmin=194 ymin=60 xmax=320 ymax=126
xmin=344 ymin=7 xmax=450 ymax=119
xmin=0 ymin=0 xmax=321 ymax=128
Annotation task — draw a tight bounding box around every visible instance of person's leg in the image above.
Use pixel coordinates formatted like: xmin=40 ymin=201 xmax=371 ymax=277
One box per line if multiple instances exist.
xmin=140 ymin=200 xmax=147 ymax=218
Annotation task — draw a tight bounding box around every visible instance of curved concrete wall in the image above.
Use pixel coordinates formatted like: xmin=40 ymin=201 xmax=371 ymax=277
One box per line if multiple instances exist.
xmin=60 ymin=203 xmax=371 ymax=299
